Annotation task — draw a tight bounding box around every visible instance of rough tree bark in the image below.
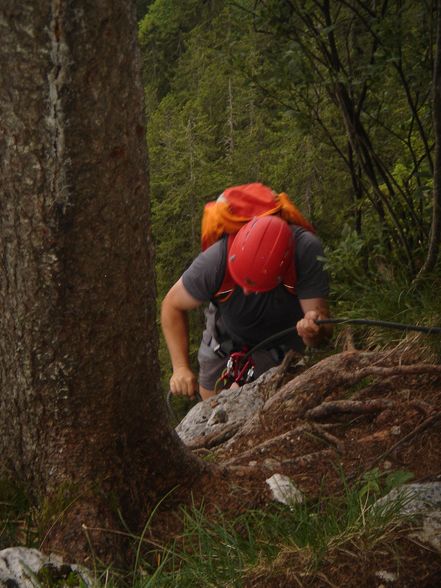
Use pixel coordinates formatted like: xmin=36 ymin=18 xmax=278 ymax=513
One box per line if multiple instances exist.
xmin=0 ymin=0 xmax=204 ymax=561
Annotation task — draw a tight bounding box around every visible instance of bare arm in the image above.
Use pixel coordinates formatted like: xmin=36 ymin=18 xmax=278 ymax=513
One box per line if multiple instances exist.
xmin=297 ymin=298 xmax=333 ymax=347
xmin=161 ymin=278 xmax=203 ymax=398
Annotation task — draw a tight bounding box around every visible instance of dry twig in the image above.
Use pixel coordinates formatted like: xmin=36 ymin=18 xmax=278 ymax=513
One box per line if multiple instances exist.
xmin=305 ymin=399 xmax=396 ymax=420
xmin=368 ymin=411 xmax=441 ymax=469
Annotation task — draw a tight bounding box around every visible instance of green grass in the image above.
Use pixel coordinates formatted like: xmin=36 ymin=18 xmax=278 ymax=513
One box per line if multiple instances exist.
xmin=128 ymin=469 xmax=414 ymax=588
xmin=0 ymin=468 xmax=416 ymax=587
xmin=324 ymin=241 xmax=441 ymax=356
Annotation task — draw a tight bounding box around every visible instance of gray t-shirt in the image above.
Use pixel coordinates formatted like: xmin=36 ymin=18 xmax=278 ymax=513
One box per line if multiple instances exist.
xmin=182 ymin=226 xmax=329 ymax=349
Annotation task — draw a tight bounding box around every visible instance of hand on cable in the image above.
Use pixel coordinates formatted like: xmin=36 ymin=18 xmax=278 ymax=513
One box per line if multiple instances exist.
xmin=170 ymin=366 xmax=198 ymax=398
xmin=296 ymin=310 xmax=322 ymax=345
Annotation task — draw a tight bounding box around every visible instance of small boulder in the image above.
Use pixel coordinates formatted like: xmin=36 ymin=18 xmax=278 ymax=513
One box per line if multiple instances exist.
xmin=374 ymin=482 xmax=441 ymax=553
xmin=176 ymin=367 xmax=278 ymax=444
xmin=0 ymin=547 xmax=91 ymax=588
xmin=266 ymin=473 xmax=304 ymax=506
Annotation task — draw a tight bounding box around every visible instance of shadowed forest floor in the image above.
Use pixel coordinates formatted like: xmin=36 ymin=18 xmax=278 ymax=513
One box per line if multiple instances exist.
xmin=152 ymin=348 xmax=441 ymax=587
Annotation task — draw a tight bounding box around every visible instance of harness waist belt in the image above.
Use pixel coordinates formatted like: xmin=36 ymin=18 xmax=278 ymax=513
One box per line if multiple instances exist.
xmin=209 ymin=334 xmax=290 ymax=361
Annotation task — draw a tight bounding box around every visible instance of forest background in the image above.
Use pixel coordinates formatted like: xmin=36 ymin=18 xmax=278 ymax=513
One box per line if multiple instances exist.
xmin=138 ymin=0 xmax=441 ymax=392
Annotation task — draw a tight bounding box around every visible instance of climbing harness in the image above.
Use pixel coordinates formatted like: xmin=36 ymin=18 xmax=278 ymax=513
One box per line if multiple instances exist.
xmin=215 ymin=348 xmax=255 ymax=393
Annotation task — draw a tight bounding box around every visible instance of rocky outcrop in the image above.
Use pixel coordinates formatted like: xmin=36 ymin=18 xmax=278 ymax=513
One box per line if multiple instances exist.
xmin=375 ymin=482 xmax=441 ymax=553
xmin=0 ymin=547 xmax=91 ymax=588
xmin=176 ymin=367 xmax=279 ymax=447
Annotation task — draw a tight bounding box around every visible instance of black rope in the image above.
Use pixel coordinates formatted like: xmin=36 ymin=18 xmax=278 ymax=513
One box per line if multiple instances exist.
xmin=166 ymin=389 xmax=178 ymax=423
xmin=242 ymin=317 xmax=441 ymax=360
xmin=166 ymin=388 xmax=202 ymax=422
xmin=315 ymin=318 xmax=441 ymax=334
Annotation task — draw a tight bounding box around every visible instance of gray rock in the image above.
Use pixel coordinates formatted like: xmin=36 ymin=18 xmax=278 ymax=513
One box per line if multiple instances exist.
xmin=375 ymin=482 xmax=441 ymax=516
xmin=374 ymin=482 xmax=441 ymax=553
xmin=375 ymin=570 xmax=398 ymax=583
xmin=0 ymin=547 xmax=91 ymax=588
xmin=413 ymin=510 xmax=441 ymax=553
xmin=206 ymin=406 xmax=228 ymax=426
xmin=176 ymin=367 xmax=278 ymax=444
xmin=266 ymin=473 xmax=304 ymax=506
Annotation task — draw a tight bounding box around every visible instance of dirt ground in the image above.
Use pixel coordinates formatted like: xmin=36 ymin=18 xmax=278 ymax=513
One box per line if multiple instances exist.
xmin=155 ymin=349 xmax=441 ymax=587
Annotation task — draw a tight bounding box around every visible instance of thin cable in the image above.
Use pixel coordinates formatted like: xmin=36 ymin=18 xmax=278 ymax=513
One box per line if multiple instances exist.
xmin=242 ymin=317 xmax=441 ymax=360
xmin=316 ymin=318 xmax=441 ymax=334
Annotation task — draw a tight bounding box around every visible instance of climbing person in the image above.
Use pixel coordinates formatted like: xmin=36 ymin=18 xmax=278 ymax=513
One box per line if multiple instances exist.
xmin=161 ymin=183 xmax=332 ymax=400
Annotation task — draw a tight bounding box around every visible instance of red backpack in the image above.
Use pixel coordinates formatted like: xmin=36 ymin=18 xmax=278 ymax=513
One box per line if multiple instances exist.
xmin=200 ymin=183 xmax=315 ymax=301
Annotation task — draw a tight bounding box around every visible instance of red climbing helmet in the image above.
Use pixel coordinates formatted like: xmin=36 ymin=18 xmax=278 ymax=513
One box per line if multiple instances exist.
xmin=228 ymin=216 xmax=293 ymax=293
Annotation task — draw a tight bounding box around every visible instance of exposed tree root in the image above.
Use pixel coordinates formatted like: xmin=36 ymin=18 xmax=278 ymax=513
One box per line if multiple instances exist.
xmin=222 ymin=426 xmax=310 ymax=465
xmin=305 ymin=399 xmax=396 ymax=420
xmin=187 ymin=423 xmax=241 ymax=450
xmin=185 ymin=348 xmax=441 ymax=514
xmin=223 ymin=420 xmax=345 ymax=468
xmin=307 ymin=422 xmax=345 ymax=452
xmin=223 ymin=351 xmax=441 ymax=451
xmin=405 ymin=399 xmax=435 ymax=416
xmin=262 ymin=349 xmax=303 ymax=400
xmin=171 ymin=348 xmax=441 ymax=583
xmin=279 ymin=447 xmax=336 ymax=469
xmin=224 ymin=447 xmax=337 ymax=477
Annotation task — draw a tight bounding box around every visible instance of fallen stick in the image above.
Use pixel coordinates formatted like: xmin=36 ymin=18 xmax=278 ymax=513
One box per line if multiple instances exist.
xmin=307 ymin=422 xmax=345 ymax=452
xmin=222 ymin=425 xmax=311 ymax=466
xmin=367 ymin=411 xmax=441 ymax=470
xmin=305 ymin=399 xmax=396 ymax=420
xmin=224 ymin=447 xmax=336 ymax=476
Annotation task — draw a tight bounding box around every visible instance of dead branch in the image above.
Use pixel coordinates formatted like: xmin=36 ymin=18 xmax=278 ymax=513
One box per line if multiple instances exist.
xmin=223 ymin=420 xmax=344 ymax=468
xmin=222 ymin=425 xmax=311 ymax=466
xmin=305 ymin=399 xmax=396 ymax=420
xmin=368 ymin=411 xmax=441 ymax=469
xmin=407 ymin=399 xmax=435 ymax=417
xmin=278 ymin=448 xmax=336 ymax=469
xmin=224 ymin=447 xmax=336 ymax=476
xmin=350 ymin=364 xmax=441 ymax=380
xmin=307 ymin=422 xmax=345 ymax=452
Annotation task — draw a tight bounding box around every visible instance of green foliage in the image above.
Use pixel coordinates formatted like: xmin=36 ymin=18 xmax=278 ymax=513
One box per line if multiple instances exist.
xmin=141 ymin=0 xmax=439 ymax=384
xmin=136 ymin=0 xmax=154 ymax=21
xmin=325 ymin=240 xmax=441 ymax=351
xmin=36 ymin=565 xmax=88 ymax=588
xmin=138 ymin=0 xmax=224 ymax=109
xmin=249 ymin=0 xmax=435 ymax=272
xmin=358 ymin=468 xmax=414 ymax=502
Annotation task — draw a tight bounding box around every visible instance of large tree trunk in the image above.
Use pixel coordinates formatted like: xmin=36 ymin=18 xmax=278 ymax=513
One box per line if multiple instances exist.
xmin=0 ymin=0 xmax=203 ymax=560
